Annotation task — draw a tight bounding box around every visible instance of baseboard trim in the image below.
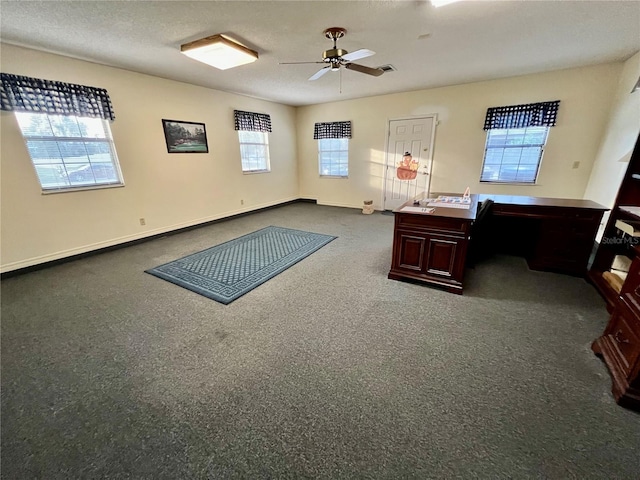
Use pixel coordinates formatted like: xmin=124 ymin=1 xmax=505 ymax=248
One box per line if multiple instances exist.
xmin=1 ymin=197 xmax=317 ymax=278
xmin=318 ymin=200 xmax=361 ymax=210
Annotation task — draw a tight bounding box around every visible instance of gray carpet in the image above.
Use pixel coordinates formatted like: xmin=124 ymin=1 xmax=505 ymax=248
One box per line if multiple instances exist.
xmin=2 ymin=203 xmax=639 ymax=479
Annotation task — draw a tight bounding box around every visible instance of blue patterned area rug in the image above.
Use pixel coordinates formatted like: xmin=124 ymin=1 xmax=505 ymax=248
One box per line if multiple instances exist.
xmin=145 ymin=226 xmax=337 ymax=304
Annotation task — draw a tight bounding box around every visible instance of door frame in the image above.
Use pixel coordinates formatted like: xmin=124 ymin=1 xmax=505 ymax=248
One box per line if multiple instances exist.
xmin=381 ymin=114 xmax=438 ymax=211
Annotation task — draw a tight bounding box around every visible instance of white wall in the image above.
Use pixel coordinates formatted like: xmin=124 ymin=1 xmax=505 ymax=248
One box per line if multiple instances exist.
xmin=0 ymin=44 xmax=299 ymax=272
xmin=584 ymin=51 xmax=640 ymax=210
xmin=297 ymin=63 xmax=622 ymax=209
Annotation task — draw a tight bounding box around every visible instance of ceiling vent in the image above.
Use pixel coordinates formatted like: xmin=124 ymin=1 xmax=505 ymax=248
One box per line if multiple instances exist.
xmin=377 ymin=64 xmax=397 ymax=73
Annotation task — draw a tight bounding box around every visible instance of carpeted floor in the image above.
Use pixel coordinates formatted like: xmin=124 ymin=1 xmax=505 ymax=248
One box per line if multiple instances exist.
xmin=2 ymin=202 xmax=639 ymax=479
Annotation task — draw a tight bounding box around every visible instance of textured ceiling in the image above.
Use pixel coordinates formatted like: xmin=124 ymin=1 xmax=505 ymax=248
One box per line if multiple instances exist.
xmin=1 ymin=1 xmax=639 ymax=106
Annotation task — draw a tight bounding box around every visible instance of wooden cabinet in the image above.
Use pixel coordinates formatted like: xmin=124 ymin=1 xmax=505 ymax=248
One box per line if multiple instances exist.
xmin=392 ymin=229 xmax=467 ymax=283
xmin=388 ymin=196 xmax=476 ymax=294
xmin=592 ymin=248 xmax=640 ymax=411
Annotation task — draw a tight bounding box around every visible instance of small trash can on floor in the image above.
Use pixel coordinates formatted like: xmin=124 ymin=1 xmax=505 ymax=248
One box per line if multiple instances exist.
xmin=362 ymin=200 xmax=374 ymax=215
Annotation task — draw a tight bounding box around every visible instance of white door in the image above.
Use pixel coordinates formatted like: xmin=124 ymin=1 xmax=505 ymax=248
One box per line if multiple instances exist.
xmin=383 ymin=116 xmax=436 ymax=211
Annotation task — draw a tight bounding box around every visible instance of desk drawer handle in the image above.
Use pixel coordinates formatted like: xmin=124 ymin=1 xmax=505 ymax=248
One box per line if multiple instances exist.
xmin=634 ymin=285 xmax=640 ymax=297
xmin=614 ymin=330 xmax=630 ymax=344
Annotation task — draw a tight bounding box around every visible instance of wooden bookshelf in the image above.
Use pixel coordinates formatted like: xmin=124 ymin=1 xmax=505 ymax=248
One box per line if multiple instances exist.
xmin=589 ymin=133 xmax=640 ymax=411
xmin=589 ymin=133 xmax=640 ymax=312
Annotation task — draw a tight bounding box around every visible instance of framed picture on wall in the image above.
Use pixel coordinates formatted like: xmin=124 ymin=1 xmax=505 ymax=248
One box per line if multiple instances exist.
xmin=162 ymin=119 xmax=209 ymax=153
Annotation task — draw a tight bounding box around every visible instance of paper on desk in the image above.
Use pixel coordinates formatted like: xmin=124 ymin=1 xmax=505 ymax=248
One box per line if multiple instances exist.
xmin=427 ymin=195 xmax=472 ymax=209
xmin=400 ymin=206 xmax=436 ymax=214
xmin=436 ymin=195 xmax=471 ymax=204
xmin=427 ymin=202 xmax=471 ymax=209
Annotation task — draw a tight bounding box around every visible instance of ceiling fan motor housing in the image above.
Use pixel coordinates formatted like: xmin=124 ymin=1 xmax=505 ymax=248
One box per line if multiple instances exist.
xmin=323 ymin=48 xmax=348 ymax=60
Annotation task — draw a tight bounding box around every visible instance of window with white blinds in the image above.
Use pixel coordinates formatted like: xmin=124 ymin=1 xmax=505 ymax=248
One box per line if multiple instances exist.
xmin=480 ymin=100 xmax=559 ymax=184
xmin=480 ymin=126 xmax=549 ymax=184
xmin=15 ymin=111 xmax=123 ymax=192
xmin=318 ymin=138 xmax=349 ymax=177
xmin=238 ymin=130 xmax=270 ymax=173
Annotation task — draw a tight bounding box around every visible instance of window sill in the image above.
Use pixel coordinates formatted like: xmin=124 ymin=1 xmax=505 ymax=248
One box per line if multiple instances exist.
xmin=320 ymin=175 xmax=348 ymax=179
xmin=42 ymin=183 xmax=125 ymax=194
xmin=479 ymin=181 xmax=538 ymax=186
xmin=242 ymin=170 xmax=270 ymax=175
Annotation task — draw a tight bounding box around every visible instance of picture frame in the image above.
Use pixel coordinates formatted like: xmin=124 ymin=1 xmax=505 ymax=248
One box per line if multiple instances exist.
xmin=162 ymin=119 xmax=209 ymax=153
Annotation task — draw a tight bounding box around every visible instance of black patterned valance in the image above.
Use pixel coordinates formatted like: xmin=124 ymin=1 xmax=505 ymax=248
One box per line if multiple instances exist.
xmin=483 ymin=100 xmax=560 ymax=130
xmin=313 ymin=121 xmax=352 ymax=139
xmin=234 ymin=110 xmax=271 ymax=132
xmin=0 ymin=73 xmax=115 ymax=120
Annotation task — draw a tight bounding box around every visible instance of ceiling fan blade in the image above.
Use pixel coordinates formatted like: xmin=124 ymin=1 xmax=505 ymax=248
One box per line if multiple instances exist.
xmin=309 ymin=67 xmax=331 ymax=81
xmin=345 ymin=63 xmax=384 ymax=77
xmin=280 ymin=61 xmax=325 ymax=65
xmin=341 ymin=49 xmax=375 ymax=62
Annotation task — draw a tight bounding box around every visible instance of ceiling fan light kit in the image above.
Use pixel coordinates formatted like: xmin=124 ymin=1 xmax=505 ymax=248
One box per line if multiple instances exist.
xmin=181 ymin=34 xmax=258 ymax=70
xmin=280 ymin=27 xmax=384 ymax=83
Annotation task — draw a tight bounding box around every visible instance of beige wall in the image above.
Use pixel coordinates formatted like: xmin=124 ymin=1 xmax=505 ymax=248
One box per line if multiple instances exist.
xmin=1 ymin=43 xmax=633 ymax=272
xmin=297 ymin=63 xmax=621 ymax=209
xmin=0 ymin=44 xmax=299 ymax=272
xmin=584 ymin=51 xmax=640 ymax=212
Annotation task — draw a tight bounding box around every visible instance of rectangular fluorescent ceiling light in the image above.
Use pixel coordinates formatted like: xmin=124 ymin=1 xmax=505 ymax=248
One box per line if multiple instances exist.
xmin=431 ymin=0 xmax=462 ymax=6
xmin=181 ymin=34 xmax=258 ymax=70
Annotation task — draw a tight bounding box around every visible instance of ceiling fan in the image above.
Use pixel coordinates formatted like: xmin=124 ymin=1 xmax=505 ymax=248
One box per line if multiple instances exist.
xmin=280 ymin=27 xmax=384 ymax=81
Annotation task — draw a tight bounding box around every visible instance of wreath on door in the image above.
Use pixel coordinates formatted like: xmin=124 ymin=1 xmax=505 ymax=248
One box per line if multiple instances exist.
xmin=397 ymin=152 xmax=419 ymax=180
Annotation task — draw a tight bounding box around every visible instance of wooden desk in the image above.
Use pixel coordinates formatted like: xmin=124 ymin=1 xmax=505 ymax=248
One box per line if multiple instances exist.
xmin=388 ymin=193 xmax=607 ymax=294
xmin=388 ymin=194 xmax=478 ymax=294
xmin=479 ymin=194 xmax=607 ymax=276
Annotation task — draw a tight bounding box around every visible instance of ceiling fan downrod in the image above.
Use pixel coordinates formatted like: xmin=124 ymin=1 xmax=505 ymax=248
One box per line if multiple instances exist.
xmin=322 ymin=27 xmax=348 ymax=62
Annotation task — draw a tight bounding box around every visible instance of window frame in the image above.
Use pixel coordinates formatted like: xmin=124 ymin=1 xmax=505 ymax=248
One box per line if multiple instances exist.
xmin=318 ymin=137 xmax=349 ymax=178
xmin=479 ymin=125 xmax=550 ymax=185
xmin=14 ymin=111 xmax=124 ymax=193
xmin=237 ymin=130 xmax=271 ymax=174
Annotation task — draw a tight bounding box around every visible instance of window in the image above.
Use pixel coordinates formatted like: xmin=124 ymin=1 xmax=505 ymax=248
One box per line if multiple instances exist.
xmin=480 ymin=126 xmax=549 ymax=183
xmin=234 ymin=109 xmax=272 ymax=173
xmin=314 ymin=120 xmax=351 ymax=177
xmin=238 ymin=130 xmax=270 ymax=173
xmin=481 ymin=100 xmax=560 ymax=184
xmin=318 ymin=138 xmax=349 ymax=177
xmin=15 ymin=112 xmax=123 ymax=191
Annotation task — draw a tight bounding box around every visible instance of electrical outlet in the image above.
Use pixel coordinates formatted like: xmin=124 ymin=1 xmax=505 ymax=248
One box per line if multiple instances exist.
xmin=139 ymin=218 xmax=146 ymax=226
xmin=572 ymin=161 xmax=580 ymax=169
xmin=240 ymin=199 xmax=244 ymax=205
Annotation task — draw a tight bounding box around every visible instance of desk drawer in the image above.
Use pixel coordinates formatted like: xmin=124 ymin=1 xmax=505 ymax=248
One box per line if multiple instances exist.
xmin=529 ymin=218 xmax=597 ymax=275
xmin=606 ymin=299 xmax=640 ymax=375
xmin=621 ymin=256 xmax=640 ymax=315
xmin=535 ymin=220 xmax=596 ymax=249
xmin=396 ymin=213 xmax=469 ymax=235
xmin=492 ymin=204 xmax=603 ymax=222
